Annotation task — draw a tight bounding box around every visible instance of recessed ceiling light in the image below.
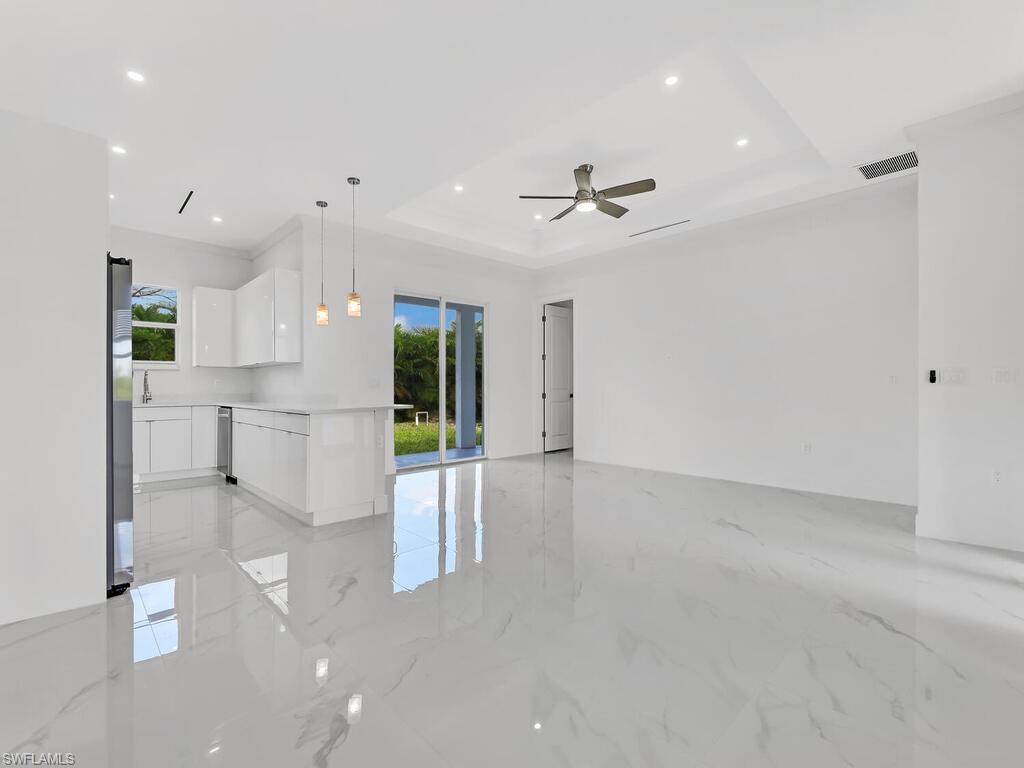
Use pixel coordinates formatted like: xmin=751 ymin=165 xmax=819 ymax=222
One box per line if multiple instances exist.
xmin=212 ymin=216 xmax=223 ymax=223
xmin=533 ymin=213 xmax=542 ymax=220
xmin=735 ymin=137 xmax=749 ymax=148
xmin=453 ymin=184 xmax=464 ymax=192
xmin=126 ymin=70 xmax=145 ymax=83
xmin=664 ymin=75 xmax=679 ymax=86
xmin=110 ymin=145 xmax=127 ymax=155
xmin=533 ymin=722 xmax=542 ymax=731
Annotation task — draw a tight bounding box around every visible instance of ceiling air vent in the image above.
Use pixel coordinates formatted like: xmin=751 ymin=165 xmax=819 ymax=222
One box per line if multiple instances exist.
xmin=857 ymin=151 xmax=918 ymax=180
xmin=629 ymin=219 xmax=691 ymax=238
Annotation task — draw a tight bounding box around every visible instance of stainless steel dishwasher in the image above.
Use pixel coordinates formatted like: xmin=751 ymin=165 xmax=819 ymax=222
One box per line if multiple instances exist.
xmin=217 ymin=406 xmax=236 ymax=484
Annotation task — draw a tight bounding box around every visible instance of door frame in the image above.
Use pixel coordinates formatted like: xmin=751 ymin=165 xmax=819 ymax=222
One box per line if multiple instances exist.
xmin=393 ymin=290 xmax=489 ymax=469
xmin=538 ymin=294 xmax=575 ymax=453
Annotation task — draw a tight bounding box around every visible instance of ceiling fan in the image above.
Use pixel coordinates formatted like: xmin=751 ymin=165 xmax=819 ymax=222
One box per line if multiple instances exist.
xmin=520 ymin=164 xmax=656 ymax=222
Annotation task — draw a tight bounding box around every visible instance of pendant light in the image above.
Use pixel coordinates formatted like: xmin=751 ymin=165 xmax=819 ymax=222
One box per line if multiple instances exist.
xmin=315 ymin=200 xmax=329 ymax=325
xmin=346 ymin=176 xmax=362 ymax=317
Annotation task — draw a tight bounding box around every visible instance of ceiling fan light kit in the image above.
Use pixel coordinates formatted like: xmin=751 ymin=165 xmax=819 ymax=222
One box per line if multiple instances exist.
xmin=520 ymin=163 xmax=656 ymax=222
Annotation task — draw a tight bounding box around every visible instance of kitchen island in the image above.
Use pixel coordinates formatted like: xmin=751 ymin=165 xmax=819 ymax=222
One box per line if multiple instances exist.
xmin=133 ymin=401 xmax=411 ymax=526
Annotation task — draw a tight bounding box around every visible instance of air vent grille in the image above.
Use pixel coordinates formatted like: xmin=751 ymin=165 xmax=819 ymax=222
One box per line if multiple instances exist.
xmin=857 ymin=151 xmax=918 ymax=180
xmin=629 ymin=219 xmax=691 ymax=238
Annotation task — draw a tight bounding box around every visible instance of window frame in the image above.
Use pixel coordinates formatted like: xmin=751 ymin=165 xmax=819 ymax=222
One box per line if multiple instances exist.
xmin=131 ymin=283 xmax=180 ymax=370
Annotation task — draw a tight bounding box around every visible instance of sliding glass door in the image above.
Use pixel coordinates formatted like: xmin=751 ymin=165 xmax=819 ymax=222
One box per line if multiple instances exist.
xmin=445 ymin=303 xmax=484 ymax=461
xmin=394 ymin=295 xmax=484 ymax=469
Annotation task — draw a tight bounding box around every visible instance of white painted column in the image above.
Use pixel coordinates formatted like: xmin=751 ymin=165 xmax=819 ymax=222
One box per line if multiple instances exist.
xmin=454 ymin=305 xmax=477 ymax=449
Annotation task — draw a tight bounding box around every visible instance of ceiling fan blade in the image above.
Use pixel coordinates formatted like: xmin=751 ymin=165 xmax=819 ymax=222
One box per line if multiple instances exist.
xmin=599 ymin=178 xmax=656 ymax=199
xmin=550 ymin=203 xmax=576 ymax=221
xmin=574 ymin=166 xmax=593 ymax=193
xmin=595 ymin=199 xmax=628 ymax=218
xmin=519 ymin=195 xmax=575 ymax=199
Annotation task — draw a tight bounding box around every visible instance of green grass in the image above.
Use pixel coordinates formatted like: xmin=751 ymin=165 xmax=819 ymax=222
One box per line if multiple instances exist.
xmin=394 ymin=421 xmax=482 ymax=455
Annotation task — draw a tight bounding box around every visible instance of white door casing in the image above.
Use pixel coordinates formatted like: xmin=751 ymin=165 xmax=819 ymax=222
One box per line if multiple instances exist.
xmin=543 ymin=304 xmax=572 ymax=452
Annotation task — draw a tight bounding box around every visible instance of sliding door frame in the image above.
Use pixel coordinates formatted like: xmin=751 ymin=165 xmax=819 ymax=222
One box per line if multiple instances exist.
xmin=393 ymin=290 xmax=489 ymax=469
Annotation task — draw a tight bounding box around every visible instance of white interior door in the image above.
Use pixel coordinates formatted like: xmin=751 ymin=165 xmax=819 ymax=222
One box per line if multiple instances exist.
xmin=543 ymin=304 xmax=572 ymax=452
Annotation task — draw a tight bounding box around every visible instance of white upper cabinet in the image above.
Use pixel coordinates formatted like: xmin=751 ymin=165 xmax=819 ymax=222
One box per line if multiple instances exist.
xmin=234 ymin=270 xmax=275 ymax=366
xmin=194 ymin=268 xmax=301 ymax=367
xmin=273 ymin=269 xmax=301 ymax=363
xmin=192 ymin=287 xmax=234 ymax=367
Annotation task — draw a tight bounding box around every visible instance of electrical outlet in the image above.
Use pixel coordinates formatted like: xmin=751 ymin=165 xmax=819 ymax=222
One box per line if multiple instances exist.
xmin=376 ymin=434 xmax=384 ymax=449
xmin=993 ymin=368 xmax=1013 ymax=385
xmin=801 ymin=442 xmax=813 ymax=455
xmin=888 ymin=375 xmax=899 ymax=385
xmin=992 ymin=469 xmax=1004 ymax=485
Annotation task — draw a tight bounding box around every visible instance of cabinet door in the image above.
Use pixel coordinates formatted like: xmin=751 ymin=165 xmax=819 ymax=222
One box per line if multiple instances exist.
xmin=150 ymin=420 xmax=192 ymax=473
xmin=273 ymin=269 xmax=302 ymax=363
xmin=232 ymin=422 xmax=249 ymax=482
xmin=233 ymin=282 xmax=254 ymax=367
xmin=234 ymin=271 xmax=274 ymax=366
xmin=193 ymin=287 xmax=234 ymax=367
xmin=253 ymin=425 xmax=274 ymax=492
xmin=133 ymin=421 xmax=151 ymax=475
xmin=191 ymin=407 xmax=218 ymax=468
xmin=273 ymin=429 xmax=307 ymax=509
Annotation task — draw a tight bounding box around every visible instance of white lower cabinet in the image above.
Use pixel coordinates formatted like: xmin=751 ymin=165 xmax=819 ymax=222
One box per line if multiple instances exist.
xmin=232 ymin=422 xmax=254 ymax=483
xmin=133 ymin=421 xmax=151 ymax=475
xmin=134 ymin=405 xmax=217 ymax=477
xmin=191 ymin=407 xmax=218 ymax=469
xmin=233 ymin=415 xmax=308 ymax=511
xmin=273 ymin=428 xmax=307 ymax=509
xmin=150 ymin=419 xmax=192 ymax=473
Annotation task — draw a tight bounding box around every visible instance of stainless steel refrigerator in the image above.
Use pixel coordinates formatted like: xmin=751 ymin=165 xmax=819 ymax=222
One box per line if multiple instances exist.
xmin=107 ymin=254 xmax=134 ymax=597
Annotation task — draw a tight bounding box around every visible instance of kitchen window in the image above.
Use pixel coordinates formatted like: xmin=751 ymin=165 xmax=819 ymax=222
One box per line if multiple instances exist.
xmin=132 ymin=284 xmax=178 ymax=367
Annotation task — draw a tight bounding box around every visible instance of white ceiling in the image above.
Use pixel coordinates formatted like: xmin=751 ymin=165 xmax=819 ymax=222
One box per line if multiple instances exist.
xmin=1 ymin=0 xmax=1022 ymax=267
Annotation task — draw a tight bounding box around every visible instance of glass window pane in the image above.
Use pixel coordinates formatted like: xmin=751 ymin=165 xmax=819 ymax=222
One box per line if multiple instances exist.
xmin=133 ymin=326 xmax=176 ymax=362
xmin=132 ymin=285 xmax=178 ymax=323
xmin=394 ymin=296 xmax=441 ymax=466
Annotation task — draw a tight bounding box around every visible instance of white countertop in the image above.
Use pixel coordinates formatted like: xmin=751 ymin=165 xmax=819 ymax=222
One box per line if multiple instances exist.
xmin=134 ymin=400 xmax=412 ymax=416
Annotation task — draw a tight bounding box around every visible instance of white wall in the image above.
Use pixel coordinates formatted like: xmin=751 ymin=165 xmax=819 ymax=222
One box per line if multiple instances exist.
xmin=538 ymin=180 xmax=919 ymax=505
xmin=0 ymin=110 xmax=109 ymax=625
xmin=914 ymin=97 xmax=1024 ymax=550
xmin=252 ymin=217 xmax=538 ymax=462
xmin=111 ymin=227 xmax=255 ymax=403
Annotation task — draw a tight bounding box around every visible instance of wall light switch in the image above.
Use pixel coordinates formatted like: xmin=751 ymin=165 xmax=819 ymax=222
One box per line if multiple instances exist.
xmin=801 ymin=442 xmax=812 ymax=455
xmin=941 ymin=367 xmax=968 ymax=385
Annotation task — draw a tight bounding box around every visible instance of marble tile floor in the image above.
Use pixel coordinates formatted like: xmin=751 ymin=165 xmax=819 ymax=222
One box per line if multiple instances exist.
xmin=3 ymin=454 xmax=1024 ymax=767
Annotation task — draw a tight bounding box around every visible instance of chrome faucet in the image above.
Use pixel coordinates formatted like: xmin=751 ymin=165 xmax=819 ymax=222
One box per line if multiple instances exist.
xmin=142 ymin=370 xmax=152 ymax=404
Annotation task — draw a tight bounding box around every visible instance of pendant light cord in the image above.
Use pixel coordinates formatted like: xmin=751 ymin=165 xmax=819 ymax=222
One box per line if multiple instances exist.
xmin=351 ymin=181 xmax=357 ymax=292
xmin=320 ymin=206 xmax=325 ymax=305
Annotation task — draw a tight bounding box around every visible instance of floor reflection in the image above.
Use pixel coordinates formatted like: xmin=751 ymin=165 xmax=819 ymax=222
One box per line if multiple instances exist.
xmin=392 ymin=464 xmax=485 ymax=592
xmin=4 ymin=454 xmax=1024 ymax=767
xmin=130 ymin=578 xmax=178 ymax=662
